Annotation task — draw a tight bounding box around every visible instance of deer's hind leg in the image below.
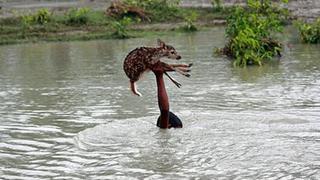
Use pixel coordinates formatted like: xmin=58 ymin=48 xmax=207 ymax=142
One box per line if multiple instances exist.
xmin=164 ymin=72 xmax=182 ymax=88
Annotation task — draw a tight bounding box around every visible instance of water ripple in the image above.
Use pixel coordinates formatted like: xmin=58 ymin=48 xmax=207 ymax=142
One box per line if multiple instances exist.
xmin=1 ymin=29 xmax=320 ymax=179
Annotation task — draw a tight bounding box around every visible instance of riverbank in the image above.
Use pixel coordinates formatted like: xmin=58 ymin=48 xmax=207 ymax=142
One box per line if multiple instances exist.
xmin=1 ymin=0 xmax=318 ymax=46
xmin=0 ymin=5 xmax=229 ymax=45
xmin=1 ymin=0 xmax=319 ymax=21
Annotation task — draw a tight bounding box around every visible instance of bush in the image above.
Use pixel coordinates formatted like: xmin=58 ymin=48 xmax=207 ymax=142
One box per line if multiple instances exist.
xmin=111 ymin=17 xmax=132 ymax=38
xmin=217 ymin=0 xmax=287 ymax=66
xmin=106 ymin=1 xmax=150 ymax=21
xmin=123 ymin=0 xmax=181 ymax=22
xmin=21 ymin=8 xmax=51 ymax=27
xmin=34 ymin=8 xmax=51 ymax=25
xmin=182 ymin=11 xmax=198 ymax=32
xmin=211 ymin=0 xmax=223 ymax=12
xmin=295 ymin=19 xmax=320 ymax=44
xmin=124 ymin=0 xmax=180 ymax=9
xmin=66 ymin=8 xmax=91 ymax=25
xmin=21 ymin=15 xmax=33 ymax=28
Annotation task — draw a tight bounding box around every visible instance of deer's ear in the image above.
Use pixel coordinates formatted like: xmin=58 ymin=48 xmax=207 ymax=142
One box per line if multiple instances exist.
xmin=157 ymin=39 xmax=165 ymax=48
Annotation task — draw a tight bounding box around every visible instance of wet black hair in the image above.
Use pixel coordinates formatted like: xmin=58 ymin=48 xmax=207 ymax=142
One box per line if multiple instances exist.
xmin=157 ymin=111 xmax=183 ymax=128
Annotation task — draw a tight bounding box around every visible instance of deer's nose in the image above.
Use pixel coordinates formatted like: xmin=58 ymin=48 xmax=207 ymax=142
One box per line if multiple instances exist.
xmin=176 ymin=55 xmax=181 ymax=60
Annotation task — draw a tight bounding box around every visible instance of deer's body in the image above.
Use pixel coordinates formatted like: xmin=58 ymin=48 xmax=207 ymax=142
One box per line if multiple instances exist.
xmin=124 ymin=47 xmax=163 ymax=82
xmin=123 ymin=39 xmax=191 ymax=96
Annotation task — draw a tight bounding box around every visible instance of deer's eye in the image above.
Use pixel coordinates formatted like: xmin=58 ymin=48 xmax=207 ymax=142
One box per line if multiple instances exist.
xmin=170 ymin=51 xmax=175 ymax=54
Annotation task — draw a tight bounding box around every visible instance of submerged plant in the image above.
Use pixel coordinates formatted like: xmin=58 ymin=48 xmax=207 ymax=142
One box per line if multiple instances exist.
xmin=217 ymin=0 xmax=287 ymax=67
xmin=182 ymin=11 xmax=198 ymax=32
xmin=295 ymin=19 xmax=320 ymax=44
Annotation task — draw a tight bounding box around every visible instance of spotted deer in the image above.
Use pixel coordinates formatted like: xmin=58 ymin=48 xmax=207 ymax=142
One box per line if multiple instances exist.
xmin=123 ymin=39 xmax=192 ymax=96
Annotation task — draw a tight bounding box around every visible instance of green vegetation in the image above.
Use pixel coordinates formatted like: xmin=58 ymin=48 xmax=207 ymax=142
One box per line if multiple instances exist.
xmin=0 ymin=0 xmax=232 ymax=45
xmin=65 ymin=8 xmax=91 ymax=25
xmin=295 ymin=19 xmax=320 ymax=44
xmin=217 ymin=0 xmax=288 ymax=66
xmin=111 ymin=17 xmax=133 ymax=38
xmin=20 ymin=8 xmax=52 ymax=28
xmin=182 ymin=11 xmax=198 ymax=32
xmin=211 ymin=0 xmax=223 ymax=11
xmin=33 ymin=8 xmax=52 ymax=25
xmin=2 ymin=0 xmax=295 ymax=46
xmin=123 ymin=0 xmax=182 ymax=22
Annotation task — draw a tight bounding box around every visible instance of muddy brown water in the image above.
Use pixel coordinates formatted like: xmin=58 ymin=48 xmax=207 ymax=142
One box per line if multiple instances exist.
xmin=0 ymin=28 xmax=320 ymax=179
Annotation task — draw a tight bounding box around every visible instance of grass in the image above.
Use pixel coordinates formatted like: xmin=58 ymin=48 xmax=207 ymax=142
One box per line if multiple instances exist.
xmin=295 ymin=18 xmax=320 ymax=44
xmin=0 ymin=5 xmax=232 ymax=45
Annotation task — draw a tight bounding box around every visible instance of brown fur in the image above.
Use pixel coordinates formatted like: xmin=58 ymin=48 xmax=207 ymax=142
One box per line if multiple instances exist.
xmin=123 ymin=39 xmax=191 ymax=96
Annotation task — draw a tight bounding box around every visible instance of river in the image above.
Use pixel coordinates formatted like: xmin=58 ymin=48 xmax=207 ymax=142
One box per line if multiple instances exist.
xmin=0 ymin=28 xmax=320 ymax=179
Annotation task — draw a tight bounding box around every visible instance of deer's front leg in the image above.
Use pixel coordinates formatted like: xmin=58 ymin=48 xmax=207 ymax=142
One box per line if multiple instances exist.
xmin=173 ymin=63 xmax=192 ymax=73
xmin=154 ymin=62 xmax=175 ymax=71
xmin=158 ymin=62 xmax=191 ymax=78
xmin=167 ymin=63 xmax=192 ymax=77
xmin=152 ymin=62 xmax=182 ymax=88
xmin=170 ymin=63 xmax=193 ymax=68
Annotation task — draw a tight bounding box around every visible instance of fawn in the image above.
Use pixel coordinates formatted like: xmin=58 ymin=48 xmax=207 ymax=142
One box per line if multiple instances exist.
xmin=123 ymin=39 xmax=192 ymax=96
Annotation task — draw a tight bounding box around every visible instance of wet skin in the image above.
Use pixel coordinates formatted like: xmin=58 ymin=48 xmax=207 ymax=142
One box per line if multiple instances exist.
xmin=152 ymin=61 xmax=185 ymax=128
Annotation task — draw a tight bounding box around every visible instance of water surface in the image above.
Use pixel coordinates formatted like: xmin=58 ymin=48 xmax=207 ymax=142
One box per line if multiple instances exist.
xmin=0 ymin=28 xmax=320 ymax=179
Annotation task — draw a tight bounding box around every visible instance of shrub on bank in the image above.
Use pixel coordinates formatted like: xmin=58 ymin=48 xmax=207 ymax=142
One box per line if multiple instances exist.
xmin=182 ymin=11 xmax=198 ymax=32
xmin=111 ymin=17 xmax=132 ymax=39
xmin=295 ymin=19 xmax=320 ymax=44
xmin=211 ymin=0 xmax=223 ymax=12
xmin=122 ymin=0 xmax=182 ymax=22
xmin=34 ymin=8 xmax=51 ymax=25
xmin=20 ymin=8 xmax=52 ymax=27
xmin=65 ymin=8 xmax=91 ymax=25
xmin=217 ymin=0 xmax=288 ymax=67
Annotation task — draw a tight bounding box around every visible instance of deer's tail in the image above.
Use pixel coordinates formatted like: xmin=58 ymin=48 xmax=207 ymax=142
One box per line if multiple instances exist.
xmin=130 ymin=80 xmax=142 ymax=96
